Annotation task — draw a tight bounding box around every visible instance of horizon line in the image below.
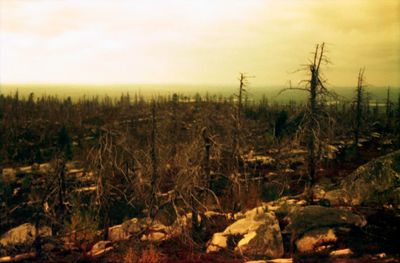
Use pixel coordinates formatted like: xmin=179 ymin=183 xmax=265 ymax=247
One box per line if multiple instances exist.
xmin=1 ymin=82 xmax=399 ymax=89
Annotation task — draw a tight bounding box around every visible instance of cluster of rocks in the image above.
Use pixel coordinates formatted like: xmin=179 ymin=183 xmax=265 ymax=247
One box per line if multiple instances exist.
xmin=1 ymin=150 xmax=399 ymax=261
xmin=206 ymin=199 xmax=367 ymax=260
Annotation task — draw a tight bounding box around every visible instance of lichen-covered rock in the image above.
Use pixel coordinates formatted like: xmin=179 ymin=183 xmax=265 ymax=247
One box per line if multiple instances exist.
xmin=283 ymin=206 xmax=366 ymax=254
xmin=207 ymin=206 xmax=284 ymax=258
xmin=326 ymin=150 xmax=400 ymax=206
xmin=0 ymin=223 xmax=52 ymax=246
xmin=284 ymin=206 xmax=366 ymax=236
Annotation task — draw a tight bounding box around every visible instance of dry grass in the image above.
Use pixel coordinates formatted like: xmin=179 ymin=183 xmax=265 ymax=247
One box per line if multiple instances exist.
xmin=138 ymin=245 xmax=166 ymax=263
xmin=123 ymin=247 xmax=137 ymax=263
xmin=123 ymin=245 xmax=166 ymax=263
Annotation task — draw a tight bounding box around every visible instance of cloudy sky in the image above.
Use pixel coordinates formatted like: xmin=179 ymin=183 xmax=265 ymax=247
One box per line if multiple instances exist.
xmin=0 ymin=0 xmax=399 ymax=86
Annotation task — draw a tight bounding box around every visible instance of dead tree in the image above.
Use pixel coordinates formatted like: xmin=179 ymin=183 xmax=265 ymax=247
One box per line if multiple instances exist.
xmin=232 ymin=73 xmax=246 ymax=166
xmin=89 ymin=130 xmax=112 ymax=240
xmin=88 ymin=128 xmax=127 ymax=240
xmin=386 ymin=87 xmax=392 ymax=131
xmin=354 ymin=68 xmax=365 ymax=148
xmin=280 ymin=43 xmax=332 ymax=201
xmin=190 ymin=128 xmax=213 ymax=241
xmin=56 ymin=155 xmax=67 ymax=219
xmin=201 ymin=127 xmax=212 ymax=188
xmin=149 ymin=101 xmax=159 ymax=217
xmin=231 ymin=73 xmax=252 ymax=210
xmin=171 ymin=93 xmax=179 ymax=157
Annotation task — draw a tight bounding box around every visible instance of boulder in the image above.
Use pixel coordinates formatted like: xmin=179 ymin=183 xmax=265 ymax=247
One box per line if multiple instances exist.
xmin=283 ymin=206 xmax=366 ymax=254
xmin=207 ymin=206 xmax=284 ymax=258
xmin=0 ymin=223 xmax=52 ymax=247
xmin=295 ymin=228 xmax=337 ymax=253
xmin=325 ymin=150 xmax=400 ymax=206
xmin=284 ymin=206 xmax=366 ymax=235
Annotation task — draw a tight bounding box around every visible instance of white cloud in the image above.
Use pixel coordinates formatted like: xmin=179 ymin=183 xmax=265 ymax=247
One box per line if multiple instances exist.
xmin=0 ymin=0 xmax=399 ymax=86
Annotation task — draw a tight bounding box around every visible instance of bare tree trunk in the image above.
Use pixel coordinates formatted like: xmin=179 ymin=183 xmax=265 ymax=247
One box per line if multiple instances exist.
xmin=354 ymin=68 xmax=365 ymax=148
xmin=306 ymin=51 xmax=318 ymax=193
xmin=171 ymin=94 xmax=178 ymax=157
xmin=305 ymin=43 xmax=325 ymax=202
xmin=202 ymin=127 xmax=212 ymax=188
xmin=232 ymin=73 xmax=245 ymax=167
xmin=150 ymin=101 xmax=158 ymax=217
xmin=57 ymin=156 xmax=66 ymax=219
xmin=386 ymin=87 xmax=391 ymax=131
xmin=231 ymin=73 xmax=247 ymax=211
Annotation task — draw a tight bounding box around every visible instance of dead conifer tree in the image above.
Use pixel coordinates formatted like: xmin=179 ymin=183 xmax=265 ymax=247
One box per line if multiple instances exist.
xmin=88 ymin=129 xmax=112 ymax=240
xmin=232 ymin=73 xmax=246 ymax=165
xmin=56 ymin=155 xmax=67 ymax=219
xmin=386 ymin=87 xmax=392 ymax=131
xmin=171 ymin=93 xmax=179 ymax=157
xmin=202 ymin=127 xmax=212 ymax=188
xmin=149 ymin=101 xmax=159 ymax=217
xmin=280 ymin=43 xmax=333 ymax=201
xmin=354 ymin=68 xmax=365 ymax=148
xmin=231 ymin=73 xmax=252 ymax=210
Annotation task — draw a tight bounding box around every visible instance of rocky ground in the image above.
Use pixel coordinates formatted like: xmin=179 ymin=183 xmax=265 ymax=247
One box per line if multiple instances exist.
xmin=1 ymin=144 xmax=399 ymax=262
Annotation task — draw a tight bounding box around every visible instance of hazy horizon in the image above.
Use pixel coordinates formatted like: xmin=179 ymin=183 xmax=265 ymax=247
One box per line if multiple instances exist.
xmin=2 ymin=83 xmax=399 ymax=103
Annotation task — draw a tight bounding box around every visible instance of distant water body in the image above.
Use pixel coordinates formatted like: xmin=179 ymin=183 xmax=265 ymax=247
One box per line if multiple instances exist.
xmin=1 ymin=84 xmax=398 ymax=103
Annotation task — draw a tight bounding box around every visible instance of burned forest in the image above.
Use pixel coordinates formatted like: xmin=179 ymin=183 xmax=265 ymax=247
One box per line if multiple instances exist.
xmin=1 ymin=1 xmax=400 ymax=262
xmin=1 ymin=43 xmax=400 ymax=263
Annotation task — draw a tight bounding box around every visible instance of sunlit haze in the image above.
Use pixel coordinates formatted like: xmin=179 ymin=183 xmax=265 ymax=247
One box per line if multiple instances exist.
xmin=0 ymin=0 xmax=399 ymax=87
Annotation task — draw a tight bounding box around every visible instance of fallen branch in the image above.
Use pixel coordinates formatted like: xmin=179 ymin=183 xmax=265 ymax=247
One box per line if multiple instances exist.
xmin=90 ymin=246 xmax=114 ymax=257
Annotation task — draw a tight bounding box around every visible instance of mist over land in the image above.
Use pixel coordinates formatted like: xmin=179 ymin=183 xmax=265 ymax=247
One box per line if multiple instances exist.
xmin=2 ymin=84 xmax=399 ymax=103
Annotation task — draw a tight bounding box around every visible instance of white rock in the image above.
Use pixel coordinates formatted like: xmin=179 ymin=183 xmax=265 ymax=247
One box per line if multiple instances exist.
xmin=206 ymin=233 xmax=227 ymax=253
xmin=208 ymin=208 xmax=284 ymax=258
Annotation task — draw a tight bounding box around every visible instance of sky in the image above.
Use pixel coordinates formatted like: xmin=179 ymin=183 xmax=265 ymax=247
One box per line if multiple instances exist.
xmin=0 ymin=0 xmax=399 ymax=87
